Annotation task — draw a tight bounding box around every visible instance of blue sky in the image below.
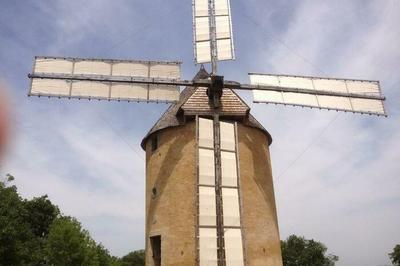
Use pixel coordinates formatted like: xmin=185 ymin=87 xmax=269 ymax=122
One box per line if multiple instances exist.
xmin=0 ymin=0 xmax=399 ymax=265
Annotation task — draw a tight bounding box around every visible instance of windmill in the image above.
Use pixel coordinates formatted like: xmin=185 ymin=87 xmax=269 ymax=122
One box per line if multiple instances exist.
xmin=27 ymin=0 xmax=387 ymax=265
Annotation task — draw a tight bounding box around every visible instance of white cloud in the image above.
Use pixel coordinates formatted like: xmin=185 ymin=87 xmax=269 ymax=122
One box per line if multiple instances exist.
xmin=247 ymin=1 xmax=400 ymax=265
xmin=2 ymin=104 xmax=146 ymax=255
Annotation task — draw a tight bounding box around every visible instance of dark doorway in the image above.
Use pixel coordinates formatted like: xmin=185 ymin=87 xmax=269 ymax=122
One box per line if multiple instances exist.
xmin=150 ymin=235 xmax=161 ymax=266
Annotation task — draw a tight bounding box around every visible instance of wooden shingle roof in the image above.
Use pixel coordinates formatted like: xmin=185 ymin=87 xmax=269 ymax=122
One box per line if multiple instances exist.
xmin=182 ymin=87 xmax=249 ymax=116
xmin=141 ymin=68 xmax=272 ymax=150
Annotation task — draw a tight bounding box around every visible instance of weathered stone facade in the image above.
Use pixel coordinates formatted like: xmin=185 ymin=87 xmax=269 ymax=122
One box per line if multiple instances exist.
xmin=145 ymin=123 xmax=197 ymax=265
xmin=237 ymin=123 xmax=282 ymax=266
xmin=144 ymin=120 xmax=282 ymax=266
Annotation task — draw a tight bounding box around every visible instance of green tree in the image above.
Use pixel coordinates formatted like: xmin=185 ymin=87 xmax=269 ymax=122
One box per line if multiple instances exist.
xmin=23 ymin=195 xmax=60 ymax=238
xmin=96 ymin=244 xmax=115 ymax=266
xmin=23 ymin=195 xmax=60 ymax=264
xmin=45 ymin=216 xmax=100 ymax=265
xmin=389 ymin=244 xmax=400 ymax=266
xmin=0 ymin=175 xmax=62 ymax=265
xmin=119 ymin=250 xmax=145 ymax=266
xmin=0 ymin=175 xmax=138 ymax=265
xmin=0 ymin=175 xmax=38 ymax=265
xmin=281 ymin=235 xmax=338 ymax=266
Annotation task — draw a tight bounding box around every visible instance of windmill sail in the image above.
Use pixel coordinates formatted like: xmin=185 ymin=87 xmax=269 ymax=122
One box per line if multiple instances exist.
xmin=29 ymin=56 xmax=182 ymax=103
xmin=249 ymin=73 xmax=386 ymax=116
xmin=193 ymin=0 xmax=235 ymax=63
xmin=197 ymin=117 xmax=244 ymax=265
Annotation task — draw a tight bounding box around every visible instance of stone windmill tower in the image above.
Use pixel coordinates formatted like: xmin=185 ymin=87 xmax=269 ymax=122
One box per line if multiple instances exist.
xmin=141 ymin=68 xmax=281 ymax=265
xmin=27 ymin=0 xmax=387 ymax=266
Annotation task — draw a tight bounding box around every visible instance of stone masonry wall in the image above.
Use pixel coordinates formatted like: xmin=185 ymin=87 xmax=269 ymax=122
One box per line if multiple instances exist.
xmin=144 ymin=121 xmax=282 ymax=266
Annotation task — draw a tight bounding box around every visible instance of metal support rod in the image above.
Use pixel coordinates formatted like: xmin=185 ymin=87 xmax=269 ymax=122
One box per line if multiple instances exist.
xmin=213 ymin=112 xmax=225 ymax=266
xmin=28 ymin=73 xmax=386 ymax=101
xmin=206 ymin=0 xmax=225 ymax=253
xmin=208 ymin=0 xmax=218 ymax=74
xmin=207 ymin=0 xmax=225 ymax=250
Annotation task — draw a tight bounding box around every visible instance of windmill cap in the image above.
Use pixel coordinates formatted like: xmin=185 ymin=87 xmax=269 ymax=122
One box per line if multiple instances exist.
xmin=141 ymin=68 xmax=272 ymax=150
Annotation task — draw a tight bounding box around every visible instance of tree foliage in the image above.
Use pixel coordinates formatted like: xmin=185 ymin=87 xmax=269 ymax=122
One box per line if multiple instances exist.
xmin=0 ymin=175 xmax=48 ymax=265
xmin=24 ymin=195 xmax=59 ymax=238
xmin=0 ymin=175 xmax=144 ymax=266
xmin=45 ymin=216 xmax=99 ymax=265
xmin=119 ymin=250 xmax=145 ymax=266
xmin=389 ymin=244 xmax=400 ymax=266
xmin=281 ymin=235 xmax=338 ymax=266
